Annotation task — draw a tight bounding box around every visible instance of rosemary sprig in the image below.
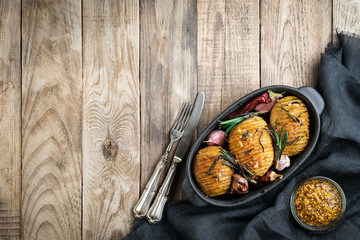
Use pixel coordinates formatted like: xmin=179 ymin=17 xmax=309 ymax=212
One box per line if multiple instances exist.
xmin=252 ymin=128 xmax=259 ymax=138
xmin=243 ymin=149 xmax=254 ymax=155
xmin=218 ymin=149 xmax=257 ymax=184
xmin=298 ymin=110 xmax=308 ymax=118
xmin=265 ymin=124 xmax=288 ymax=169
xmin=287 ymin=136 xmax=303 ymax=145
xmin=281 ymin=107 xmax=300 ymax=122
xmin=219 ymin=111 xmax=265 ymax=134
xmin=242 ymin=130 xmax=252 ymax=140
xmin=259 ymin=130 xmax=264 ymax=152
xmin=206 ymin=157 xmax=220 ymax=175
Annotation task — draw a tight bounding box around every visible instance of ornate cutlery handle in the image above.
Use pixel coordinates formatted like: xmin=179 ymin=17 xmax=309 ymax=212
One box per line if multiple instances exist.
xmin=146 ymin=161 xmax=178 ymax=224
xmin=133 ymin=154 xmax=168 ymax=219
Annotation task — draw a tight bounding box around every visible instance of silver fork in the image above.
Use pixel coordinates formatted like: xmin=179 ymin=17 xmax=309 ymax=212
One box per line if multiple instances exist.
xmin=133 ymin=103 xmax=192 ymax=219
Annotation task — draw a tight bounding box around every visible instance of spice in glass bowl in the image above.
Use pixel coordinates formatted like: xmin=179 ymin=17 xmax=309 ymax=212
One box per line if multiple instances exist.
xmin=294 ymin=180 xmax=340 ymax=225
xmin=290 ymin=176 xmax=346 ymax=231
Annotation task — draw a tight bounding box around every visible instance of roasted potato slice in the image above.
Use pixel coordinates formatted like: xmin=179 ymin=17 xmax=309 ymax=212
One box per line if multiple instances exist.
xmin=228 ymin=116 xmax=274 ymax=179
xmin=270 ymin=96 xmax=310 ymax=156
xmin=193 ymin=146 xmax=234 ymax=197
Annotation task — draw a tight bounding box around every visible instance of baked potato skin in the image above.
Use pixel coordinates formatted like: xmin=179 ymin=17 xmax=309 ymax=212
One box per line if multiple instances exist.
xmin=270 ymin=96 xmax=310 ymax=156
xmin=193 ymin=146 xmax=234 ymax=197
xmin=228 ymin=116 xmax=274 ymax=179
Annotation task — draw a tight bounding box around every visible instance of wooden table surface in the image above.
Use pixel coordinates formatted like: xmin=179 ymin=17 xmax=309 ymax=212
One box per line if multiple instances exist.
xmin=1 ymin=0 xmax=359 ymax=239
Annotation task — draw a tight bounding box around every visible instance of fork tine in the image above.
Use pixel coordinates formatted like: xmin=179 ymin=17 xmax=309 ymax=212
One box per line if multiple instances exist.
xmin=178 ymin=103 xmax=192 ymax=131
xmin=174 ymin=103 xmax=190 ymax=130
xmin=175 ymin=103 xmax=191 ymax=132
xmin=172 ymin=103 xmax=188 ymax=130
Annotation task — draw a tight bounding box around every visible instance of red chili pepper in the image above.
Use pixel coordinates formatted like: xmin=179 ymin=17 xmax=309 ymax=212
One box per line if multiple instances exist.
xmin=254 ymin=96 xmax=279 ymax=112
xmin=229 ymin=92 xmax=271 ymax=117
xmin=258 ymin=171 xmax=273 ymax=183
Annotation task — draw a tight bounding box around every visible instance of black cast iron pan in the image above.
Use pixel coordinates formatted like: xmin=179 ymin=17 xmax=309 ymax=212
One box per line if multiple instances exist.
xmin=183 ymin=85 xmax=324 ymax=208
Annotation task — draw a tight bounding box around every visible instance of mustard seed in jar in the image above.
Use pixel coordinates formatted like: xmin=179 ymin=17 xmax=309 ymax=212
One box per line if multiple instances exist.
xmin=294 ymin=180 xmax=341 ymax=226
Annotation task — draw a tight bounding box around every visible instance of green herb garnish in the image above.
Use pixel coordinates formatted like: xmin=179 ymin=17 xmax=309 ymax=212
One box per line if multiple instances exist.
xmin=242 ymin=129 xmax=250 ymax=139
xmin=218 ymin=149 xmax=256 ymax=184
xmin=243 ymin=149 xmax=254 ymax=155
xmin=265 ymin=124 xmax=288 ymax=169
xmin=298 ymin=110 xmax=308 ymax=118
xmin=281 ymin=107 xmax=300 ymax=122
xmin=206 ymin=157 xmax=220 ymax=175
xmin=268 ymin=90 xmax=284 ymax=101
xmin=259 ymin=130 xmax=264 ymax=152
xmin=252 ymin=128 xmax=259 ymax=138
xmin=287 ymin=136 xmax=303 ymax=145
xmin=219 ymin=112 xmax=265 ymax=134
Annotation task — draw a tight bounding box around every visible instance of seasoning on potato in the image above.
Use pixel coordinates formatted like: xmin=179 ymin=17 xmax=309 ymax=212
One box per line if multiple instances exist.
xmin=228 ymin=116 xmax=274 ymax=179
xmin=270 ymin=96 xmax=310 ymax=157
xmin=193 ymin=146 xmax=234 ymax=197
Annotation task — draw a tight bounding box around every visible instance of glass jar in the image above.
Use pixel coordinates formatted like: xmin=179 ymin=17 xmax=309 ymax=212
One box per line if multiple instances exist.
xmin=290 ymin=176 xmax=346 ymax=231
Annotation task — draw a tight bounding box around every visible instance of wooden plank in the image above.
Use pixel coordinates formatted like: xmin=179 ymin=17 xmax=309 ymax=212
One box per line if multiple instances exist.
xmin=0 ymin=1 xmax=21 ymax=239
xmin=169 ymin=0 xmax=197 ymax=200
xmin=197 ymin=0 xmax=225 ymax=133
xmin=82 ymin=0 xmax=140 ymax=239
xmin=21 ymin=0 xmax=82 ymax=239
xmin=261 ymin=0 xmax=332 ymax=87
xmin=333 ymin=0 xmax=360 ymax=40
xmin=224 ymin=0 xmax=260 ymax=108
xmin=140 ymin=0 xmax=197 ymax=201
xmin=197 ymin=0 xmax=259 ymax=131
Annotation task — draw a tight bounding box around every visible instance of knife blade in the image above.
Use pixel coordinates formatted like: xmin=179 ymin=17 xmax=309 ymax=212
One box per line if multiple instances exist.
xmin=146 ymin=92 xmax=205 ymax=224
xmin=173 ymin=92 xmax=205 ymax=163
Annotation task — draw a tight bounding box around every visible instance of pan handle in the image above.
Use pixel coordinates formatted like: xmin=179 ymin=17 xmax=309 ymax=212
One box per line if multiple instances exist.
xmin=298 ymin=86 xmax=325 ymax=116
xmin=182 ymin=177 xmax=208 ymax=207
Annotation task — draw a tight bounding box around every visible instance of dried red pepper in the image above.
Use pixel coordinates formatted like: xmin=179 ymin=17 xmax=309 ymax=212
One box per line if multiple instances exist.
xmin=254 ymin=96 xmax=279 ymax=112
xmin=229 ymin=91 xmax=272 ymax=117
xmin=258 ymin=170 xmax=273 ymax=183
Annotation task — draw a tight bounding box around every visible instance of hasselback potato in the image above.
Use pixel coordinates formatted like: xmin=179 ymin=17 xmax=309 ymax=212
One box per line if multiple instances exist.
xmin=270 ymin=96 xmax=310 ymax=157
xmin=193 ymin=146 xmax=234 ymax=197
xmin=228 ymin=116 xmax=274 ymax=179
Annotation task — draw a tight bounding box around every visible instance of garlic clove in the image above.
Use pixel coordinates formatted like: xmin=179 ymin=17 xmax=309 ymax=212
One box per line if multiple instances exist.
xmin=269 ymin=171 xmax=283 ymax=181
xmin=204 ymin=130 xmax=226 ymax=146
xmin=275 ymin=154 xmax=290 ymax=171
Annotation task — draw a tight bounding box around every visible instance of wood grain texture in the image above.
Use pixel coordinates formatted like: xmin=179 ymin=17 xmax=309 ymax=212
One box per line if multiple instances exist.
xmin=197 ymin=0 xmax=225 ymax=132
xmin=21 ymin=0 xmax=82 ymax=239
xmin=82 ymin=0 xmax=140 ymax=239
xmin=140 ymin=0 xmax=197 ymax=200
xmin=197 ymin=0 xmax=260 ymax=131
xmin=333 ymin=0 xmax=360 ymax=40
xmin=224 ymin=0 xmax=260 ymax=108
xmin=261 ymin=0 xmax=332 ymax=87
xmin=0 ymin=1 xmax=21 ymax=239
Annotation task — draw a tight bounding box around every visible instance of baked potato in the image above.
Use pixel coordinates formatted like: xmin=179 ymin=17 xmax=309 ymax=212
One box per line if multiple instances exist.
xmin=270 ymin=96 xmax=310 ymax=156
xmin=228 ymin=116 xmax=274 ymax=179
xmin=193 ymin=146 xmax=234 ymax=197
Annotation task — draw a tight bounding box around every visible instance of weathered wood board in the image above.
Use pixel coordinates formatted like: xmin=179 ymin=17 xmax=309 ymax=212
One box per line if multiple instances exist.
xmin=82 ymin=0 xmax=140 ymax=239
xmin=333 ymin=0 xmax=360 ymax=40
xmin=140 ymin=0 xmax=197 ymax=201
xmin=21 ymin=0 xmax=82 ymax=239
xmin=0 ymin=1 xmax=21 ymax=239
xmin=261 ymin=0 xmax=332 ymax=87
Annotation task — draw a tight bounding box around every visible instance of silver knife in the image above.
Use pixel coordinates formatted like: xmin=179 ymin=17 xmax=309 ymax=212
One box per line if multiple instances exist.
xmin=146 ymin=92 xmax=205 ymax=224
